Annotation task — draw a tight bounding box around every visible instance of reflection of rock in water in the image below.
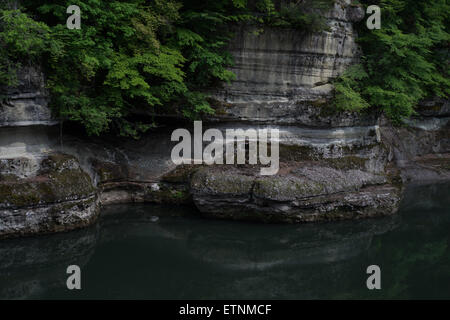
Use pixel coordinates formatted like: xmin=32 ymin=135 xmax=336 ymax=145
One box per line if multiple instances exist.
xmin=207 ymin=184 xmax=450 ymax=299
xmin=0 ymin=202 xmax=402 ymax=299
xmin=95 ymin=204 xmax=402 ymax=299
xmin=400 ymin=182 xmax=450 ymax=213
xmin=172 ymin=216 xmax=400 ymax=271
xmin=100 ymin=204 xmax=401 ymax=270
xmin=97 ymin=204 xmax=199 ymax=243
xmin=0 ymin=225 xmax=99 ymax=299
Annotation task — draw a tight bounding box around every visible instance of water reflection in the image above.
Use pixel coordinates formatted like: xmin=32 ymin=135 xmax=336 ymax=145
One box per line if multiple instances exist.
xmin=0 ymin=183 xmax=449 ymax=299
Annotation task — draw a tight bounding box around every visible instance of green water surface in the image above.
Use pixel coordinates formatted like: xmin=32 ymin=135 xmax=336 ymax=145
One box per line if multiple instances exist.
xmin=1 ymin=183 xmax=449 ymax=299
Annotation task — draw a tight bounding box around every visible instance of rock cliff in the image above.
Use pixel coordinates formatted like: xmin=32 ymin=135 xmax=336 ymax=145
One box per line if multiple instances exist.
xmin=211 ymin=0 xmax=367 ymax=126
xmin=0 ymin=66 xmax=99 ymax=238
xmin=0 ymin=0 xmax=448 ymax=238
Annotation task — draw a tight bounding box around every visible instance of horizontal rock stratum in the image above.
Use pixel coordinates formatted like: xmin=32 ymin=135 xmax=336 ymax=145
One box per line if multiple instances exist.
xmin=0 ymin=153 xmax=99 ymax=238
xmin=0 ymin=0 xmax=449 ymax=238
xmin=190 ymin=164 xmax=401 ymax=222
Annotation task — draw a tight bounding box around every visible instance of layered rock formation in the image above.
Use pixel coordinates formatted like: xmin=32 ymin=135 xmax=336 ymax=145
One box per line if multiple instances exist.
xmin=0 ymin=0 xmax=448 ymax=238
xmin=0 ymin=66 xmax=99 ymax=238
xmin=0 ymin=66 xmax=57 ymax=127
xmin=381 ymin=99 xmax=450 ymax=183
xmin=188 ymin=1 xmax=403 ymax=221
xmin=211 ymin=0 xmax=366 ymax=125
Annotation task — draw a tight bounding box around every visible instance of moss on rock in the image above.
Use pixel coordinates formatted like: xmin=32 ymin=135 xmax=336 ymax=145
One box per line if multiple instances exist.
xmin=254 ymin=176 xmax=326 ymax=201
xmin=91 ymin=159 xmax=128 ymax=183
xmin=324 ymin=156 xmax=367 ymax=170
xmin=190 ymin=167 xmax=255 ymax=195
xmin=0 ymin=153 xmax=95 ymax=209
xmin=279 ymin=144 xmax=318 ymax=161
xmin=161 ymin=165 xmax=199 ymax=183
xmin=144 ymin=183 xmax=191 ymax=204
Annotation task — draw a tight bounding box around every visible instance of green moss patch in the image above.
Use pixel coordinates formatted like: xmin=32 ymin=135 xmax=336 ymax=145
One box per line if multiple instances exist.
xmin=279 ymin=144 xmax=318 ymax=161
xmin=0 ymin=153 xmax=95 ymax=209
xmin=161 ymin=165 xmax=200 ymax=183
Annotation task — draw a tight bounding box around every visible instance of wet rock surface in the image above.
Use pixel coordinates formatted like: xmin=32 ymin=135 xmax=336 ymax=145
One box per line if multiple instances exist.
xmin=0 ymin=153 xmax=99 ymax=239
xmin=190 ymin=163 xmax=400 ymax=223
xmin=380 ymin=108 xmax=450 ymax=184
xmin=0 ymin=66 xmax=57 ymax=127
xmin=0 ymin=1 xmax=449 ymax=237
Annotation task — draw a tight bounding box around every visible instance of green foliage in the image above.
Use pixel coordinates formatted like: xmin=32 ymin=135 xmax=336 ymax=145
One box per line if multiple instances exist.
xmin=335 ymin=0 xmax=450 ymax=123
xmin=265 ymin=0 xmax=334 ymax=32
xmin=334 ymin=65 xmax=370 ymax=112
xmin=1 ymin=0 xmax=334 ymax=137
xmin=11 ymin=0 xmax=447 ymax=135
xmin=0 ymin=9 xmax=52 ymax=86
xmin=21 ymin=0 xmax=190 ymax=137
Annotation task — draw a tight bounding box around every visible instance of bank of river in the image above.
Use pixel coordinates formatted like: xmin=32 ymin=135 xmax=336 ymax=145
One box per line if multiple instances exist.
xmin=0 ymin=183 xmax=449 ymax=299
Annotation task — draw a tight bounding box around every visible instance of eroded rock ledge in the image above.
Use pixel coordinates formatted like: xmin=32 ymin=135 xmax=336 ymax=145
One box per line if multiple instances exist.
xmin=190 ymin=164 xmax=401 ymax=223
xmin=0 ymin=64 xmax=99 ymax=238
xmin=0 ymin=0 xmax=449 ymax=238
xmin=0 ymin=154 xmax=99 ymax=239
xmin=0 ymin=106 xmax=448 ymax=238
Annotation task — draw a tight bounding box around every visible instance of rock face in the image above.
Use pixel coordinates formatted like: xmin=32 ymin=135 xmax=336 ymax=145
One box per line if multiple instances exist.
xmin=185 ymin=0 xmax=403 ymax=221
xmin=381 ymin=100 xmax=450 ymax=184
xmin=0 ymin=66 xmax=99 ymax=239
xmin=0 ymin=66 xmax=57 ymax=127
xmin=184 ymin=0 xmax=448 ymax=221
xmin=0 ymin=1 xmax=449 ymax=238
xmin=190 ymin=164 xmax=400 ymax=223
xmin=211 ymin=0 xmax=366 ymax=126
xmin=0 ymin=153 xmax=98 ymax=238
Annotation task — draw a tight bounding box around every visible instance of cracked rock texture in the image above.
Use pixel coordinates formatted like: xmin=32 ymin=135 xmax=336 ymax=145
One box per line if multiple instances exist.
xmin=190 ymin=164 xmax=400 ymax=223
xmin=0 ymin=1 xmax=449 ymax=237
xmin=211 ymin=0 xmax=367 ymax=126
xmin=0 ymin=66 xmax=57 ymax=127
xmin=0 ymin=153 xmax=99 ymax=239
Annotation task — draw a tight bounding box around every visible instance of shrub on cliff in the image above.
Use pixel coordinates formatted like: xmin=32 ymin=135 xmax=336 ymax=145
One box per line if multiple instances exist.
xmin=18 ymin=0 xmax=210 ymax=137
xmin=335 ymin=0 xmax=450 ymax=123
xmin=0 ymin=9 xmax=53 ymax=87
xmin=0 ymin=0 xmax=334 ymax=137
xmin=1 ymin=0 xmax=238 ymax=137
xmin=3 ymin=0 xmax=445 ymax=135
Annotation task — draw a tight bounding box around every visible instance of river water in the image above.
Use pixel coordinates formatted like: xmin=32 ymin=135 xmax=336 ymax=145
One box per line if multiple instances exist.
xmin=0 ymin=183 xmax=449 ymax=300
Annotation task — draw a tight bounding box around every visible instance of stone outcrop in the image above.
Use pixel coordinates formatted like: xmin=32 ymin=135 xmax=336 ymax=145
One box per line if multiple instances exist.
xmin=0 ymin=153 xmax=99 ymax=238
xmin=211 ymin=0 xmax=366 ymax=126
xmin=0 ymin=0 xmax=449 ymax=238
xmin=381 ymin=99 xmax=450 ymax=184
xmin=190 ymin=164 xmax=400 ymax=223
xmin=0 ymin=66 xmax=99 ymax=239
xmin=184 ymin=0 xmax=447 ymax=221
xmin=0 ymin=66 xmax=57 ymax=127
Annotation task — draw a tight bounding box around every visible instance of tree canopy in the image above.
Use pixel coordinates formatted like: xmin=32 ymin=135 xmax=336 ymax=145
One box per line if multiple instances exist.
xmin=334 ymin=0 xmax=449 ymax=123
xmin=1 ymin=0 xmax=448 ymax=136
